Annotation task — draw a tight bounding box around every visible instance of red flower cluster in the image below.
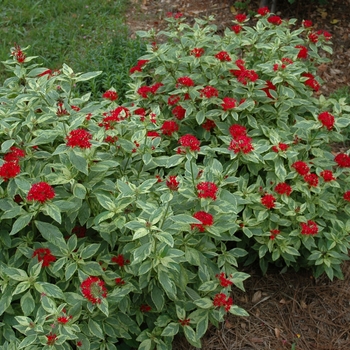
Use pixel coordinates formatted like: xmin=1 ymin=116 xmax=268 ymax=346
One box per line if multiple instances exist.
xmin=320 ymin=170 xmax=335 ymax=182
xmin=257 ymin=7 xmax=269 ymax=16
xmin=168 ymin=95 xmax=181 ymax=106
xmin=303 ymin=173 xmax=318 ymax=187
xmin=202 ymin=119 xmax=216 ymax=131
xmin=268 ymin=15 xmax=282 ymax=25
xmin=228 ymin=124 xmax=253 ymax=154
xmin=318 ymin=111 xmax=335 ymax=130
xmin=343 ymin=191 xmax=350 ymax=202
xmin=115 ymin=277 xmax=125 ymax=285
xmin=80 ymin=276 xmax=107 ymax=304
xmin=222 ymin=97 xmax=236 ymax=111
xmin=72 ymin=225 xmax=87 ymax=238
xmin=147 ymin=131 xmax=160 ymax=139
xmin=317 ymin=29 xmax=332 ymax=41
xmin=100 ymin=106 xmax=131 ymax=129
xmin=129 ymin=59 xmax=149 ymax=74
xmin=262 ymin=80 xmax=277 ymax=99
xmin=178 ymin=134 xmax=200 ymax=152
xmin=274 ymin=182 xmax=292 ymax=196
xmin=272 ymin=142 xmax=289 ymax=153
xmin=57 ymin=315 xmax=72 ymax=324
xmin=235 ymin=13 xmax=247 ymax=23
xmin=166 ymin=175 xmax=180 ymax=191
xmin=302 ymin=20 xmax=313 ymax=28
xmin=191 ymin=211 xmax=214 ymax=232
xmin=4 ymin=147 xmax=25 ymax=162
xmin=32 ymin=248 xmax=56 ymax=267
xmin=56 ymin=101 xmax=69 ymax=116
xmin=190 ymin=47 xmax=205 ymax=57
xmin=270 ymin=229 xmax=281 ymax=240
xmin=291 ymin=161 xmax=310 ymax=176
xmin=216 ymin=272 xmax=233 ymax=287
xmin=27 ymin=182 xmax=55 ymax=203
xmin=172 ymin=105 xmax=186 ymax=120
xmin=334 ymin=153 xmax=350 ymax=167
xmin=46 ymin=333 xmax=58 ymax=346
xmin=215 ymin=51 xmax=231 ymax=61
xmin=177 ymin=76 xmax=195 ymax=87
xmin=102 ymin=90 xmax=118 ymax=101
xmin=0 ymin=161 xmax=20 ymax=181
xmin=302 ymin=72 xmax=320 ymax=92
xmin=112 ymin=254 xmax=130 ymax=267
xmin=231 ymin=24 xmax=243 ymax=34
xmin=66 ymin=128 xmax=92 ymax=148
xmin=237 ymin=69 xmax=259 ymax=85
xmin=261 ymin=194 xmax=276 ymax=209
xmin=179 ymin=318 xmax=191 ymax=326
xmin=200 ymin=85 xmax=219 ymax=98
xmin=161 ymin=120 xmax=179 ymax=136
xmin=197 ymin=181 xmax=218 ymax=200
xmin=104 ymin=135 xmax=119 ymax=143
xmin=295 ymin=45 xmax=308 ymax=59
xmin=213 ymin=293 xmax=233 ymax=312
xmin=300 ymin=220 xmax=318 ymax=235
xmin=137 ymin=82 xmax=163 ymax=98
xmin=11 ymin=44 xmax=26 ymax=63
xmin=140 ymin=304 xmax=152 ymax=312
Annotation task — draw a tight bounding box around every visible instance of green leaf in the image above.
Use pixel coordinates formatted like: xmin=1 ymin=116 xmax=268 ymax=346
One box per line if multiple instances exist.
xmin=170 ymin=214 xmax=201 ymax=224
xmin=20 ymin=290 xmax=35 ymax=316
xmin=196 ymin=314 xmax=208 ymax=339
xmin=184 ymin=325 xmax=201 ymax=348
xmin=158 ymin=269 xmax=177 ymax=300
xmin=35 ymin=221 xmax=67 ymax=250
xmin=75 ymin=71 xmax=102 ymax=82
xmin=161 ymin=322 xmax=179 ymax=337
xmin=69 ymin=150 xmax=88 ymax=175
xmin=10 ymin=213 xmax=34 ymax=235
xmin=138 ymin=339 xmax=153 ymax=350
xmin=167 ymin=155 xmax=185 ymax=168
xmin=42 ymin=202 xmax=62 ymax=224
xmin=229 ymin=305 xmax=249 ymax=316
xmin=4 ymin=267 xmax=28 ymax=281
xmin=13 ymin=281 xmax=30 ymax=295
xmin=18 ymin=334 xmax=37 ymax=349
xmin=97 ymin=298 xmax=109 ymax=317
xmin=151 ymin=285 xmax=165 ymax=312
xmin=73 ymin=183 xmax=87 ymax=199
xmin=80 ymin=244 xmax=100 ymax=260
xmin=34 ymin=282 xmax=65 ymax=299
xmin=65 ymin=262 xmax=78 ymax=280
xmin=117 ymin=180 xmax=134 ymax=197
xmin=0 ymin=287 xmax=12 ymax=316
xmin=88 ymin=318 xmax=104 ymax=339
xmin=79 ymin=261 xmax=104 ymax=276
xmin=1 ymin=139 xmax=15 ymax=153
xmin=132 ymin=242 xmax=153 ymax=264
xmin=198 ymin=281 xmax=218 ymax=292
xmin=275 ymin=157 xmax=286 ymax=181
xmin=95 ymin=192 xmax=116 ymax=211
xmin=154 ymin=231 xmax=174 ymax=247
xmin=193 ymin=298 xmax=213 ymax=309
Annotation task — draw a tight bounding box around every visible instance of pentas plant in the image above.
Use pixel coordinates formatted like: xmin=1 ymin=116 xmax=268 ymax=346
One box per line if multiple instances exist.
xmin=0 ymin=9 xmax=350 ymax=350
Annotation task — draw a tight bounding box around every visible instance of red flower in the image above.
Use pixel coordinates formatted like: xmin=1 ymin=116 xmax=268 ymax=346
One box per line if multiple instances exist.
xmin=318 ymin=111 xmax=335 ymax=131
xmin=172 ymin=105 xmax=186 ymax=120
xmin=270 ymin=229 xmax=281 ymax=240
xmin=77 ymin=341 xmax=83 ymax=347
xmin=4 ymin=146 xmax=25 ymax=162
xmin=168 ymin=95 xmax=181 ymax=106
xmin=308 ymin=32 xmax=318 ymax=43
xmin=262 ymin=80 xmax=277 ymax=99
xmin=317 ymin=30 xmax=332 ymax=41
xmin=112 ymin=254 xmax=130 ymax=267
xmin=80 ymin=276 xmax=107 ymax=304
xmin=334 ymin=153 xmax=350 ymax=167
xmin=229 ymin=124 xmax=247 ymax=138
xmin=302 ymin=20 xmax=313 ymax=28
xmin=268 ymin=15 xmax=282 ymax=25
xmin=222 ymin=97 xmax=236 ymax=111
xmin=27 ymin=182 xmax=55 ymax=203
xmin=295 ymin=45 xmax=308 ymax=59
xmin=237 ymin=69 xmax=259 ymax=85
xmin=0 ymin=162 xmax=20 ymax=181
xmin=147 ymin=131 xmax=160 ymax=138
xmin=177 ymin=76 xmax=195 ymax=87
xmin=292 ymin=161 xmax=310 ymax=175
xmin=11 ymin=44 xmax=26 ymax=63
xmin=213 ymin=293 xmax=233 ymax=312
xmin=343 ymin=191 xmax=350 ymax=202
xmin=261 ymin=194 xmax=276 ymax=209
xmin=179 ymin=134 xmax=200 ymax=151
xmin=161 ymin=120 xmax=179 ymax=136
xmin=202 ymin=119 xmax=216 ymax=131
xmin=66 ymin=128 xmax=92 ymax=148
xmin=320 ymin=170 xmax=335 ymax=182
xmin=300 ymin=220 xmax=318 ymax=235
xmin=257 ymin=7 xmax=269 ymax=16
xmin=140 ymin=304 xmax=152 ymax=312
xmin=72 ymin=225 xmax=86 ymax=238
xmin=216 ymin=272 xmax=233 ymax=287
xmin=57 ymin=316 xmax=71 ymax=324
xmin=71 ymin=105 xmax=80 ymax=111
xmin=191 ymin=211 xmax=214 ymax=232
xmin=303 ymin=173 xmax=318 ymax=187
xmin=32 ymin=248 xmax=56 ymax=267
xmin=235 ymin=13 xmax=247 ymax=23
xmin=46 ymin=333 xmax=58 ymax=346
xmin=166 ymin=175 xmax=180 ymax=191
xmin=215 ymin=51 xmax=231 ymax=62
xmin=115 ymin=277 xmax=125 ymax=285
xmin=104 ymin=135 xmax=118 ymax=143
xmin=197 ymin=181 xmax=218 ymax=200
xmin=56 ymin=101 xmax=69 ymax=116
xmin=137 ymin=86 xmax=152 ymax=98
xmin=274 ymin=183 xmax=292 ymax=196
xmin=190 ymin=47 xmax=205 ymax=57
xmin=129 ymin=59 xmax=149 ymax=74
xmin=179 ymin=318 xmax=191 ymax=326
xmin=231 ymin=24 xmax=243 ymax=34
xmin=272 ymin=142 xmax=289 ymax=152
xmin=150 ymin=82 xmax=163 ymax=94
xmin=200 ymin=86 xmax=219 ymax=98
xmin=228 ymin=135 xmax=254 ymax=154
xmin=102 ymin=90 xmax=118 ymax=101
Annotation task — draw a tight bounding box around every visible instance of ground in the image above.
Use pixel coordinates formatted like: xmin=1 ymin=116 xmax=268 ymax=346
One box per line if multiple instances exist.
xmin=125 ymin=1 xmax=350 ymax=348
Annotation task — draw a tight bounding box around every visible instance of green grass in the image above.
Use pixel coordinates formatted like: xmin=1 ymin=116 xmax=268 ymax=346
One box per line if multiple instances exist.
xmin=0 ymin=0 xmax=146 ymax=101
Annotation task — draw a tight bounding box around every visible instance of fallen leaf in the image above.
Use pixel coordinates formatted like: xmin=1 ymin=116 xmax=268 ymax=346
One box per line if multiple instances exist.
xmin=301 ymin=300 xmax=307 ymax=309
xmin=250 ymin=337 xmax=264 ymax=343
xmin=252 ymin=290 xmax=262 ymax=303
xmin=274 ymin=327 xmax=281 ymax=338
xmin=330 ymin=19 xmax=340 ymax=24
xmin=230 ymin=5 xmax=238 ymax=15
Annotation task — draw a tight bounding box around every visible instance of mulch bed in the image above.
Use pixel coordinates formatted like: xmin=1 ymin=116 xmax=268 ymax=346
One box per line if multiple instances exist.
xmin=126 ymin=0 xmax=350 ymax=348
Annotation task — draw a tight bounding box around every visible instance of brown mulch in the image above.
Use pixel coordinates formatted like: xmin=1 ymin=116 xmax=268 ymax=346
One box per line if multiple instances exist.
xmin=125 ymin=1 xmax=350 ymax=349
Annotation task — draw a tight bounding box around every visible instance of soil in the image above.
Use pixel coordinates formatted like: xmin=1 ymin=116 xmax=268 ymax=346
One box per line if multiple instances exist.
xmin=125 ymin=1 xmax=350 ymax=349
